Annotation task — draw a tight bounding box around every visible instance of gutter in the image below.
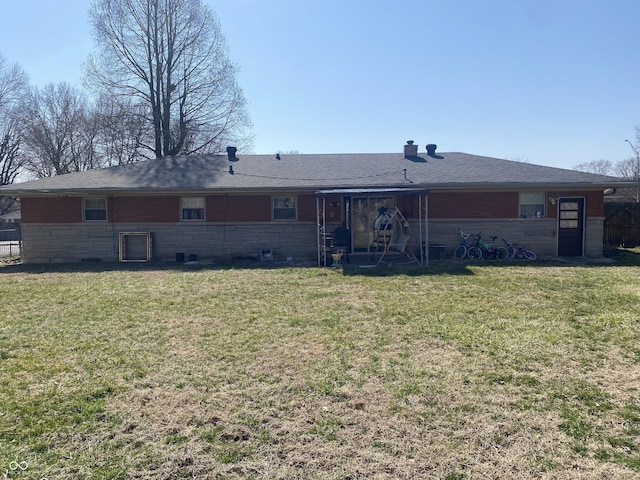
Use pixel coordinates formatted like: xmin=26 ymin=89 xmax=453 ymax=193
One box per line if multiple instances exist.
xmin=0 ymin=180 xmax=635 ymax=197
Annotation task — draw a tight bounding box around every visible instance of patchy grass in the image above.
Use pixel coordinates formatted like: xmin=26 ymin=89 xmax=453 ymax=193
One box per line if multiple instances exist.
xmin=0 ymin=258 xmax=640 ymax=478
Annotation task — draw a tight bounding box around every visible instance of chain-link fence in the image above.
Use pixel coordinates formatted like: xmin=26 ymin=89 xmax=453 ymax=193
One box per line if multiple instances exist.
xmin=0 ymin=241 xmax=21 ymax=257
xmin=0 ymin=226 xmax=21 ymax=257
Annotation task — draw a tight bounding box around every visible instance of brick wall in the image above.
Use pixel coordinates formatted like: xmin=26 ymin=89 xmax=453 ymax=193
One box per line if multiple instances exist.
xmin=19 ymin=190 xmax=607 ymax=262
xmin=428 ymin=192 xmax=518 ymax=218
xmin=298 ymin=194 xmax=318 ymax=222
xmin=21 ymin=197 xmax=82 ymax=223
xmin=20 ymin=222 xmax=319 ymax=263
xmin=206 ymin=195 xmax=271 ymax=222
xmin=112 ymin=196 xmax=179 ymax=222
xmin=21 ymin=194 xmax=319 ymax=224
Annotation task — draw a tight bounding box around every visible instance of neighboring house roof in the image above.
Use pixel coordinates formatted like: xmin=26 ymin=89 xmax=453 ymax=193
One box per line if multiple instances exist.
xmin=0 ymin=151 xmax=632 ymax=196
xmin=0 ymin=210 xmax=20 ymax=221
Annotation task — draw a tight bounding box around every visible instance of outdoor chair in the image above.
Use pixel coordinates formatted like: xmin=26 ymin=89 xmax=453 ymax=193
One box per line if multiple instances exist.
xmin=332 ymin=226 xmax=350 ymax=264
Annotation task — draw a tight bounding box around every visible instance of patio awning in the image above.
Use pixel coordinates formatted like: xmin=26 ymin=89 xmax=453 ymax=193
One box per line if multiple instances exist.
xmin=316 ymin=187 xmax=428 ymax=196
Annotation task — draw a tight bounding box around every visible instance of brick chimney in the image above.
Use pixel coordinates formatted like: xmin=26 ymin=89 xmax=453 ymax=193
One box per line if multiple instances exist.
xmin=403 ymin=140 xmax=418 ymax=158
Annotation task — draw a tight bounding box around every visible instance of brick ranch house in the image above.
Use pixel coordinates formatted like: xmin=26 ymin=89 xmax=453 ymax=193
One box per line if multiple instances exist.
xmin=0 ymin=142 xmax=633 ymax=264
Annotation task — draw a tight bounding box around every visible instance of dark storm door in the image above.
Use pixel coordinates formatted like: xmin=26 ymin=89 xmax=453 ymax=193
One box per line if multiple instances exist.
xmin=557 ymin=198 xmax=585 ymax=256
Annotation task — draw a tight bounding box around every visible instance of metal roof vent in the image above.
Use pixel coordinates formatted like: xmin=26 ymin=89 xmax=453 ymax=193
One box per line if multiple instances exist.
xmin=426 ymin=144 xmax=437 ymax=156
xmin=226 ymin=146 xmax=238 ymax=161
xmin=404 ymin=140 xmax=418 ymax=158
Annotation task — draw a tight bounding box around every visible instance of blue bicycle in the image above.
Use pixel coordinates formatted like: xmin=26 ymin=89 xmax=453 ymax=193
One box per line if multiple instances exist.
xmin=454 ymin=230 xmax=482 ymax=260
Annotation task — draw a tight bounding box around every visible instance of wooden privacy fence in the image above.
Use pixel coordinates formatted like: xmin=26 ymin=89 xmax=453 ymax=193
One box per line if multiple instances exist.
xmin=604 ymin=202 xmax=640 ymax=247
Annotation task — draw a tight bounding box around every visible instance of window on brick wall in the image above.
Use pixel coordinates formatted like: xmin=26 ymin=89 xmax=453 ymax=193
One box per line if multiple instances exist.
xmin=84 ymin=198 xmax=107 ymax=221
xmin=519 ymin=192 xmax=546 ymax=218
xmin=181 ymin=197 xmax=205 ymax=220
xmin=273 ymin=196 xmax=297 ymax=220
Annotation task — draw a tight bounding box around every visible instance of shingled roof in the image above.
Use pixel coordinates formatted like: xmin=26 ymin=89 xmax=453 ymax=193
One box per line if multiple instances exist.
xmin=0 ymin=151 xmax=630 ymax=195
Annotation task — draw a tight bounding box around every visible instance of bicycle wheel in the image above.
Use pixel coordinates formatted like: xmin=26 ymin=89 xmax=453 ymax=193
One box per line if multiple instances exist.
xmin=523 ymin=250 xmax=537 ymax=260
xmin=453 ymin=245 xmax=467 ymax=259
xmin=468 ymin=246 xmax=483 ymax=260
xmin=508 ymin=247 xmax=517 ymax=259
xmin=495 ymin=246 xmax=509 ymax=260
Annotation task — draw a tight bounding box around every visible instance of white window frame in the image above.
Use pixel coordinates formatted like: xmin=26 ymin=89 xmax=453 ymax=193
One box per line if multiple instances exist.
xmin=519 ymin=192 xmax=546 ymax=218
xmin=83 ymin=198 xmax=107 ymax=222
xmin=273 ymin=195 xmax=297 ymax=220
xmin=181 ymin=197 xmax=205 ymax=221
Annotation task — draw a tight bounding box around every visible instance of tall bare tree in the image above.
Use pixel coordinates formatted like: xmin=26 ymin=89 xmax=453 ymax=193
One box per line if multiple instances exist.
xmin=93 ymin=94 xmax=148 ymax=166
xmin=0 ymin=54 xmax=29 ymax=184
xmin=0 ymin=119 xmax=23 ymax=186
xmin=86 ymin=0 xmax=251 ymax=159
xmin=21 ymin=83 xmax=98 ymax=177
xmin=0 ymin=54 xmax=28 ymax=110
xmin=0 ymin=54 xmax=29 ymax=214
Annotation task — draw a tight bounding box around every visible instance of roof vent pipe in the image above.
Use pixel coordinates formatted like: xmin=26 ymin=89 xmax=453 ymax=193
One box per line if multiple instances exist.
xmin=426 ymin=144 xmax=437 ymax=156
xmin=226 ymin=146 xmax=238 ymax=161
xmin=404 ymin=140 xmax=418 ymax=158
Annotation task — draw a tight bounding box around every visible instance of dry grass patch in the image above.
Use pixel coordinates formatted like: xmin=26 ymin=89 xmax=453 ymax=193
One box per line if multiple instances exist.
xmin=1 ymin=261 xmax=640 ymax=478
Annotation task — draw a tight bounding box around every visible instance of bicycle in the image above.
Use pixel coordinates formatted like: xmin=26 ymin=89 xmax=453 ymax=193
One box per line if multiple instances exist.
xmin=473 ymin=232 xmax=509 ymax=260
xmin=501 ymin=238 xmax=537 ymax=260
xmin=454 ymin=230 xmax=483 ymax=260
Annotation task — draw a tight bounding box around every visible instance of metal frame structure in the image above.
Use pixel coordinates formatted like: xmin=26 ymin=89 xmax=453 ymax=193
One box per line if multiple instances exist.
xmin=316 ymin=188 xmax=428 ymax=267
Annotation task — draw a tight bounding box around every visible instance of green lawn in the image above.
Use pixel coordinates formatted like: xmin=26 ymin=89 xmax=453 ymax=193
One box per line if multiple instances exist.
xmin=1 ymin=252 xmax=640 ymax=479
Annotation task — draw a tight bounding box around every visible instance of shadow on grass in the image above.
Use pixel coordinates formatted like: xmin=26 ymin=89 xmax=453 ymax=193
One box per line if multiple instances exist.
xmin=0 ymin=258 xmax=476 ymax=277
xmin=604 ymin=246 xmax=640 ymax=266
xmin=342 ymin=262 xmax=476 ymax=277
xmin=0 ymin=259 xmax=279 ymax=275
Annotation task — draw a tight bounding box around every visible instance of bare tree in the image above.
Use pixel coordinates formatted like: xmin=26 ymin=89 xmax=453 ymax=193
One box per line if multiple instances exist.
xmin=0 ymin=119 xmax=23 ymax=186
xmin=93 ymin=94 xmax=148 ymax=166
xmin=0 ymin=54 xmax=28 ymax=110
xmin=86 ymin=0 xmax=251 ymax=159
xmin=21 ymin=83 xmax=98 ymax=177
xmin=573 ymin=159 xmax=614 ymax=176
xmin=0 ymin=56 xmax=28 ymax=184
xmin=615 ymin=157 xmax=640 ymax=203
xmin=0 ymin=54 xmax=29 ymax=214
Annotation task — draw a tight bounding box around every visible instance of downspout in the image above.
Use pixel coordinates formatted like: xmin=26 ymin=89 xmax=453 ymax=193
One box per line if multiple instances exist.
xmin=322 ymin=196 xmax=328 ymax=266
xmin=418 ymin=192 xmax=424 ymax=265
xmin=424 ymin=194 xmax=429 ymax=266
xmin=316 ymin=195 xmax=321 ymax=267
xmin=222 ymin=194 xmax=229 ymax=257
xmin=110 ymin=195 xmax=117 ymax=258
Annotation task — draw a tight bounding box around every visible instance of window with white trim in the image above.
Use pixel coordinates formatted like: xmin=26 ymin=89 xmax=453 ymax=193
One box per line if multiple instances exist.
xmin=83 ymin=198 xmax=107 ymax=221
xmin=519 ymin=192 xmax=545 ymax=218
xmin=181 ymin=197 xmax=205 ymax=220
xmin=273 ymin=196 xmax=297 ymax=220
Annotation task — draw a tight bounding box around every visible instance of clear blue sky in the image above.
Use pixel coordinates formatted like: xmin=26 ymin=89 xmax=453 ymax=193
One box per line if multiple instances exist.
xmin=2 ymin=0 xmax=640 ymax=170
